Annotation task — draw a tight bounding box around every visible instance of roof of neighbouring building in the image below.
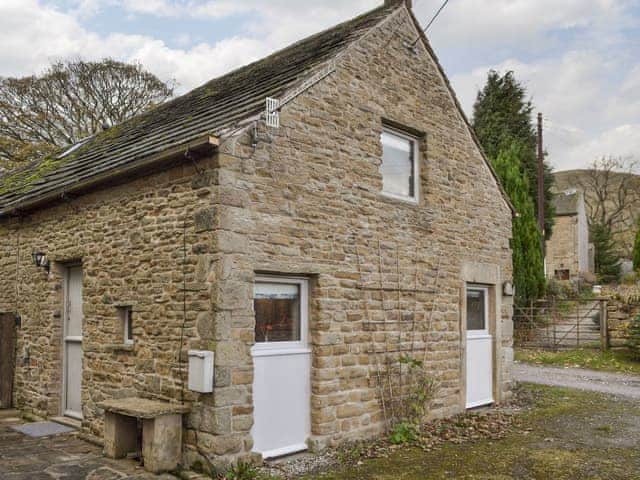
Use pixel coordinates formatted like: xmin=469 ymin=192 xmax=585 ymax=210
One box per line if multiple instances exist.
xmin=0 ymin=0 xmax=515 ymax=217
xmin=553 ymin=190 xmax=581 ymax=216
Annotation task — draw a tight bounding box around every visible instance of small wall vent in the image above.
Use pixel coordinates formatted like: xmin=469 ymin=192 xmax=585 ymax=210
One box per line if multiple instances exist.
xmin=265 ymin=97 xmax=280 ymax=128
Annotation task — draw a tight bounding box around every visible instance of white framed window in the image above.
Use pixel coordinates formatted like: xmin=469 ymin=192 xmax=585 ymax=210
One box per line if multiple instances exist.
xmin=380 ymin=128 xmax=419 ymax=202
xmin=466 ymin=286 xmax=489 ymax=336
xmin=118 ymin=307 xmax=134 ymax=345
xmin=252 ymin=275 xmax=309 ymax=356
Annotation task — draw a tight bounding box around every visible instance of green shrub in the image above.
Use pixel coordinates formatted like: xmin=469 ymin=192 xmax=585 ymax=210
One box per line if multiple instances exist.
xmin=389 ymin=421 xmax=419 ymax=445
xmin=219 ymin=462 xmax=258 ymax=480
xmin=385 ymin=356 xmax=438 ymax=445
xmin=621 ymin=272 xmax=639 ymax=285
xmin=628 ymin=315 xmax=640 ymax=360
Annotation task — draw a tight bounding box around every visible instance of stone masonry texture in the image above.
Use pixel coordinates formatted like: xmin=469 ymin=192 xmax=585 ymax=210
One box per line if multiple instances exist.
xmin=0 ymin=7 xmax=513 ymax=470
xmin=546 ymin=215 xmax=581 ymax=279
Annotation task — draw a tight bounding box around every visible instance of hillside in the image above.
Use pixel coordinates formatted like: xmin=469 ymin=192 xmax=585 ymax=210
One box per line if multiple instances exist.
xmin=553 ymin=169 xmax=640 ymax=257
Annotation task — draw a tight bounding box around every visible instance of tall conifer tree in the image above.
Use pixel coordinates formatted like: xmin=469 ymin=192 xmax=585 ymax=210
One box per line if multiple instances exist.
xmin=472 ymin=70 xmax=555 ymax=238
xmin=591 ymin=223 xmax=621 ymax=283
xmin=493 ymin=143 xmax=546 ymax=304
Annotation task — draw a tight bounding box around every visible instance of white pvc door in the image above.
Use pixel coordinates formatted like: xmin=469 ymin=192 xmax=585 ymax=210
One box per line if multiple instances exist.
xmin=63 ymin=265 xmax=83 ymax=419
xmin=465 ymin=286 xmax=493 ymax=409
xmin=251 ymin=276 xmax=310 ymax=459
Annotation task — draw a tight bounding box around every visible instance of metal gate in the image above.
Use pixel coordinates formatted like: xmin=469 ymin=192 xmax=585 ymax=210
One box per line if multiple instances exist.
xmin=514 ymin=298 xmax=609 ymax=351
xmin=0 ymin=313 xmax=16 ymax=409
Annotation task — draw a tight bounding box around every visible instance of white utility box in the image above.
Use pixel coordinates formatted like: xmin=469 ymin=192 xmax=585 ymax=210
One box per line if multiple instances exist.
xmin=188 ymin=350 xmax=214 ymax=393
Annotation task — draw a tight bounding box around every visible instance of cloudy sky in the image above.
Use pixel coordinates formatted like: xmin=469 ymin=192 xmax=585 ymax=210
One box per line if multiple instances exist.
xmin=1 ymin=0 xmax=638 ymax=172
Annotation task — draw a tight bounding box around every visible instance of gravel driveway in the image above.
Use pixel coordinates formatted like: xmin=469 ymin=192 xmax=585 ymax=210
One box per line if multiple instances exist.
xmin=514 ymin=362 xmax=640 ymax=399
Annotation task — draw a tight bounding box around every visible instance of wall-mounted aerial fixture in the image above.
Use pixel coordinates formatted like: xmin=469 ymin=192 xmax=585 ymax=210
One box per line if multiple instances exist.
xmin=31 ymin=251 xmax=50 ymax=274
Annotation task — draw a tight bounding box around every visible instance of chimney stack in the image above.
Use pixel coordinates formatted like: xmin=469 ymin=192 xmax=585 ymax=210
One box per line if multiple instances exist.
xmin=384 ymin=0 xmax=412 ymax=8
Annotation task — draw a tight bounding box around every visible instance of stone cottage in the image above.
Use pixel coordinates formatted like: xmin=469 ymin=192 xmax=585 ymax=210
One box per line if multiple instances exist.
xmin=0 ymin=0 xmax=515 ymax=471
xmin=546 ymin=190 xmax=593 ymax=281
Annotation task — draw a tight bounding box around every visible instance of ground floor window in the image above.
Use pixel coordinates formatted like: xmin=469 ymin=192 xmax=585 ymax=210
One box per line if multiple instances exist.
xmin=466 ymin=286 xmax=489 ymax=334
xmin=254 ymin=283 xmax=300 ymax=342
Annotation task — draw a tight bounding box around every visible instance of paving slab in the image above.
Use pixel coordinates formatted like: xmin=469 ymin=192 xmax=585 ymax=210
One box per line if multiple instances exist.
xmin=0 ymin=416 xmax=178 ymax=480
xmin=12 ymin=421 xmax=75 ymax=437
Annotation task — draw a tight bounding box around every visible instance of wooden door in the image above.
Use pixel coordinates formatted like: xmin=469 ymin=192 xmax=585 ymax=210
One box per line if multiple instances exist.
xmin=63 ymin=266 xmax=83 ymax=419
xmin=0 ymin=313 xmax=16 ymax=409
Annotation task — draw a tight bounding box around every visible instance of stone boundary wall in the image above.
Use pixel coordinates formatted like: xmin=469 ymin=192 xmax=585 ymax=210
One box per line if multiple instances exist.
xmin=607 ymin=299 xmax=640 ymax=348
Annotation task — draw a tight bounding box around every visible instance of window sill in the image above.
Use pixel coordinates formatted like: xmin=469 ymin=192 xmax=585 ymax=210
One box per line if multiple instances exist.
xmin=251 ymin=347 xmax=311 ymax=357
xmin=466 ymin=333 xmax=492 ymax=340
xmin=378 ymin=191 xmax=419 ymax=206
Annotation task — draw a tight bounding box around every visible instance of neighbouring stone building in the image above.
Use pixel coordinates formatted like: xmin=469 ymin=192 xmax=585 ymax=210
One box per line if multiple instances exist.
xmin=0 ymin=0 xmax=515 ymax=471
xmin=546 ymin=190 xmax=593 ymax=281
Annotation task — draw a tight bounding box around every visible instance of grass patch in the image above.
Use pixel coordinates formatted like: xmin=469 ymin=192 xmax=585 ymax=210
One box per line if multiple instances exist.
xmin=515 ymin=348 xmax=640 ymax=375
xmin=299 ymin=384 xmax=640 ymax=479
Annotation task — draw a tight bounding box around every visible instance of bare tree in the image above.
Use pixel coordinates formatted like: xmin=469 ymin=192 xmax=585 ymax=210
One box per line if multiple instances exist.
xmin=0 ymin=58 xmax=175 ymax=170
xmin=573 ymin=156 xmax=640 ymax=229
xmin=572 ymin=156 xmax=640 ymax=256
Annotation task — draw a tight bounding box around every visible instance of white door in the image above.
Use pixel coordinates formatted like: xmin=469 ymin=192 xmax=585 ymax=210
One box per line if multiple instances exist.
xmin=465 ymin=286 xmax=493 ymax=409
xmin=63 ymin=265 xmax=83 ymax=419
xmin=251 ymin=276 xmax=311 ymax=459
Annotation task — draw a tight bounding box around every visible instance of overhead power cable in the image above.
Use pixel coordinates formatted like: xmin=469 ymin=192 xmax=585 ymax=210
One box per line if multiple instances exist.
xmin=410 ymin=0 xmax=451 ymax=47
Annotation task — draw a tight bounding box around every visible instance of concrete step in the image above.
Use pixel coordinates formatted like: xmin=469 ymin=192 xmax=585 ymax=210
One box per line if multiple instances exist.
xmin=51 ymin=416 xmax=81 ymax=429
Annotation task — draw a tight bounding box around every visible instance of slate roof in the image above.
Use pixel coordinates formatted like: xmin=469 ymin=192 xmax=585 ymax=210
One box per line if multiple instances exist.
xmin=0 ymin=2 xmax=397 ymax=215
xmin=0 ymin=1 xmax=515 ymax=217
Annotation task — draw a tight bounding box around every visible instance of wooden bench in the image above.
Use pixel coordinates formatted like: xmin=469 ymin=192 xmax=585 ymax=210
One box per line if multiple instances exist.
xmin=98 ymin=397 xmax=190 ymax=474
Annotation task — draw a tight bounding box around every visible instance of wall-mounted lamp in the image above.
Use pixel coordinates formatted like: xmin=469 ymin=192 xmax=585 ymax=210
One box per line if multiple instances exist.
xmin=31 ymin=251 xmax=50 ymax=274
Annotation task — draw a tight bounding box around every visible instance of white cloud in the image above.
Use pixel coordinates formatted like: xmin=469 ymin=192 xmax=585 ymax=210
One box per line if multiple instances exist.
xmin=0 ymin=0 xmax=378 ymax=91
xmin=423 ymin=0 xmax=631 ymax=49
xmin=450 ymin=45 xmax=639 ymax=172
xmin=1 ymin=0 xmax=638 ymax=172
xmin=0 ymin=0 xmax=271 ymax=90
xmin=553 ymin=124 xmax=640 ymax=171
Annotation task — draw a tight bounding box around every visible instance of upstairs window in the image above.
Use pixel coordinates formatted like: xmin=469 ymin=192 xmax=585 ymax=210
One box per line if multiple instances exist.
xmin=380 ymin=129 xmax=418 ymax=201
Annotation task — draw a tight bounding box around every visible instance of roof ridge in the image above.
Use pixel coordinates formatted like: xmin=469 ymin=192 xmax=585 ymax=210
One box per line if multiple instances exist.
xmin=193 ymin=3 xmax=395 ymax=94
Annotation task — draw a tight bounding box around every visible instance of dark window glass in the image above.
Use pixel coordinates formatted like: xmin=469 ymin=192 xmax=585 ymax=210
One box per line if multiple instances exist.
xmin=254 ymin=283 xmax=300 ymax=343
xmin=126 ymin=310 xmax=133 ymax=342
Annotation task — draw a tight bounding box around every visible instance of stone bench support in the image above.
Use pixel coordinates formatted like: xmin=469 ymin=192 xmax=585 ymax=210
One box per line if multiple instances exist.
xmin=99 ymin=397 xmax=190 ymax=474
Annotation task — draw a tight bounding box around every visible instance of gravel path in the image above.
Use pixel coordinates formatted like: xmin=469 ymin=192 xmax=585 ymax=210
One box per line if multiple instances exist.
xmin=514 ymin=362 xmax=640 ymax=399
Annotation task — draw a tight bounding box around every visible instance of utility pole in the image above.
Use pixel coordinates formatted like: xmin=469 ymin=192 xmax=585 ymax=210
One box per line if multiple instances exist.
xmin=537 ymin=112 xmax=545 ymax=238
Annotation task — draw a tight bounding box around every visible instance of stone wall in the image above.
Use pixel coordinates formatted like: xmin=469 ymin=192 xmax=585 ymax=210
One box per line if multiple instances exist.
xmin=0 ymin=160 xmax=217 ymax=441
xmin=197 ymin=6 xmax=514 ymax=465
xmin=546 ymin=215 xmax=579 ymax=279
xmin=0 ymin=6 xmax=514 ymax=471
xmin=607 ymin=300 xmax=640 ymax=348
